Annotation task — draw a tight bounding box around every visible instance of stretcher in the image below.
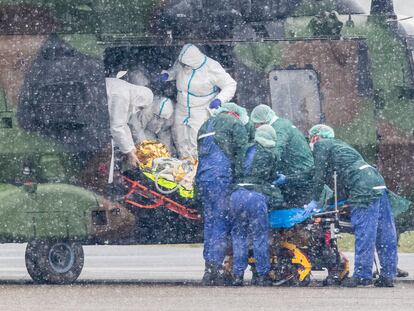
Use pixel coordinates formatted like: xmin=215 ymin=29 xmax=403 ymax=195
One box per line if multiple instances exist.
xmin=122 ymin=140 xmax=201 ymax=221
xmin=122 ymin=173 xmax=201 ymax=221
xmin=263 ymin=202 xmax=350 ymax=285
xmin=125 ymin=141 xmax=349 ymax=285
xmin=269 ymin=199 xmax=350 ymax=229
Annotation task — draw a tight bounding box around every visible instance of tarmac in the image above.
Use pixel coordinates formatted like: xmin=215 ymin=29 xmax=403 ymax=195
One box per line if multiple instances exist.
xmin=0 ymin=244 xmax=413 ymax=311
xmin=1 ymin=244 xmax=414 ymax=284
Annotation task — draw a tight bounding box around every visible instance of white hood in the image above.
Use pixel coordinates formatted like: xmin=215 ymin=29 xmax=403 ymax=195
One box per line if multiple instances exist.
xmin=179 ymin=44 xmax=207 ymax=69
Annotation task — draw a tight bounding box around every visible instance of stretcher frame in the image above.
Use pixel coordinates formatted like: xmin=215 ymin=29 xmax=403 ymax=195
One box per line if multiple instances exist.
xmin=123 ymin=176 xmax=201 ymax=221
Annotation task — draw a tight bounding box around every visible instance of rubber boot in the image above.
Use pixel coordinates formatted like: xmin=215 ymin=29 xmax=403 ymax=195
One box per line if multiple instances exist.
xmin=250 ymin=271 xmax=259 ymax=286
xmin=253 ymin=273 xmax=273 ymax=286
xmin=342 ymin=277 xmax=373 ymax=288
xmin=202 ymin=263 xmax=215 ymax=285
xmin=323 ymin=275 xmax=341 ymax=286
xmin=222 ymin=270 xmax=235 ymax=286
xmin=232 ymin=275 xmax=244 ymax=286
xmin=202 ymin=263 xmax=225 ymax=286
xmin=397 ymin=268 xmax=409 ymax=278
xmin=374 ymin=276 xmax=394 ymax=287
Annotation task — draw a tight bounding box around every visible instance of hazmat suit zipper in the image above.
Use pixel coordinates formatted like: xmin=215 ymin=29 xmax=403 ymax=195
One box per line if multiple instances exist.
xmin=182 ymin=56 xmax=213 ymax=126
xmin=183 ymin=69 xmax=196 ymax=126
xmin=159 ymin=97 xmax=169 ymax=116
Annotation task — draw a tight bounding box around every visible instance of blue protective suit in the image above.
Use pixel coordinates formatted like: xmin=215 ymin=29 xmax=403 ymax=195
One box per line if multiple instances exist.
xmin=351 ymin=191 xmax=397 ymax=279
xmin=230 ymin=188 xmax=270 ymax=277
xmin=196 ymin=119 xmax=232 ymax=265
xmin=230 ymin=144 xmax=273 ymax=277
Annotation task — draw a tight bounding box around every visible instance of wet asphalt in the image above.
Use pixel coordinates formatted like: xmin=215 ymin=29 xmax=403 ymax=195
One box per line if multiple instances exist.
xmin=0 ymin=244 xmax=413 ymax=310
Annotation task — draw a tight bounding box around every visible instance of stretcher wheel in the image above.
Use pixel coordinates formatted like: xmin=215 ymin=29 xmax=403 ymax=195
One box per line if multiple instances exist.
xmin=25 ymin=240 xmax=84 ymax=284
xmin=271 ymin=247 xmax=312 ymax=287
xmin=284 ymin=264 xmax=311 ymax=287
xmin=326 ymin=252 xmax=350 ymax=282
xmin=280 ymin=243 xmax=312 ymax=286
xmin=297 ymin=274 xmax=311 ymax=287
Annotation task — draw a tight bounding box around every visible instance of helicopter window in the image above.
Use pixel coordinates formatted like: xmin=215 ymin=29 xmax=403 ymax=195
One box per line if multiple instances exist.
xmin=268 ymin=69 xmax=322 ymax=133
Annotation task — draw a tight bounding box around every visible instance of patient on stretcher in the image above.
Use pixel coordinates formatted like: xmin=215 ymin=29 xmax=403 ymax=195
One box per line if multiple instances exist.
xmin=123 ymin=140 xmax=198 ymax=209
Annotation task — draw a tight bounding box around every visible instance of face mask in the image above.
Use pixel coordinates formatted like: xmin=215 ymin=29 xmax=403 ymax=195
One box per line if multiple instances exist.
xmin=146 ymin=116 xmax=163 ymax=134
xmin=255 ymin=123 xmax=266 ymax=129
xmin=180 ymin=61 xmax=192 ymax=71
xmin=183 ymin=66 xmax=192 ymax=74
xmin=309 ymin=142 xmax=315 ymax=151
xmin=309 ymin=136 xmax=320 ymax=151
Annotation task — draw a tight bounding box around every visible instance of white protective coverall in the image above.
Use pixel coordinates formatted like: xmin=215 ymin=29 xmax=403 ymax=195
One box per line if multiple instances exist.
xmin=163 ymin=44 xmax=237 ymax=158
xmin=131 ymin=96 xmax=176 ymax=155
xmin=105 ymin=78 xmax=154 ymax=156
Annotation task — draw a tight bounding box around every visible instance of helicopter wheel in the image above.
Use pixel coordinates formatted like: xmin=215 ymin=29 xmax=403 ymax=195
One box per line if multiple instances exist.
xmin=25 ymin=240 xmax=84 ymax=284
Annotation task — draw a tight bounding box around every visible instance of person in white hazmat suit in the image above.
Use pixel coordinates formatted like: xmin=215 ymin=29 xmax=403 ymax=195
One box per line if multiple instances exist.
xmin=105 ymin=77 xmax=154 ymax=167
xmin=161 ymin=43 xmax=237 ymax=158
xmin=118 ymin=68 xmax=177 ymax=155
xmin=128 ymin=69 xmax=150 ymax=86
xmin=130 ymin=96 xmax=176 ymax=155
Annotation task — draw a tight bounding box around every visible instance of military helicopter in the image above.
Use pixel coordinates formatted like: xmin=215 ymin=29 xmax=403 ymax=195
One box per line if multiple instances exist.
xmin=0 ymin=0 xmax=413 ymax=283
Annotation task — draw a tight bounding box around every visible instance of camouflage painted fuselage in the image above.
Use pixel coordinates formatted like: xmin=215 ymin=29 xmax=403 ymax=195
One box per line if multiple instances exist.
xmin=0 ymin=0 xmax=413 ymax=242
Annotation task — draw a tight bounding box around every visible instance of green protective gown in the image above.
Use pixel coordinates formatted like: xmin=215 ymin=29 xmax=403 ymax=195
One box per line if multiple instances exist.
xmin=387 ymin=191 xmax=413 ymax=235
xmin=235 ymin=143 xmax=285 ymax=211
xmin=394 ymin=204 xmax=414 ymax=236
xmin=197 ymin=112 xmax=248 ymax=179
xmin=271 ymin=117 xmax=315 ymax=205
xmin=312 ymin=138 xmax=386 ymax=208
xmin=245 ymin=120 xmax=256 ymax=143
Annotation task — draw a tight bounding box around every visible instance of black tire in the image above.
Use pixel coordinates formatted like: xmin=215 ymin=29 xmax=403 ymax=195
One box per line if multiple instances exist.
xmin=282 ymin=266 xmax=311 ymax=287
xmin=276 ymin=249 xmax=312 ymax=287
xmin=25 ymin=240 xmax=84 ymax=284
xmin=323 ymin=275 xmax=341 ymax=286
xmin=298 ymin=274 xmax=311 ymax=287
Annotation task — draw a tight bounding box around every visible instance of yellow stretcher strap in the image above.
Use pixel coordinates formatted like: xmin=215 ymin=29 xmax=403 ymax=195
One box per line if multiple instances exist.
xmin=143 ymin=172 xmax=193 ymax=199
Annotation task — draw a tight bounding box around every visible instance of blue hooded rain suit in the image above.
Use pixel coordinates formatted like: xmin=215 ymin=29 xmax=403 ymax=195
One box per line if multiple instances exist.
xmin=196 ymin=108 xmax=248 ymax=267
xmin=230 ymin=125 xmax=282 ymax=278
xmin=311 ymin=137 xmax=397 ymax=280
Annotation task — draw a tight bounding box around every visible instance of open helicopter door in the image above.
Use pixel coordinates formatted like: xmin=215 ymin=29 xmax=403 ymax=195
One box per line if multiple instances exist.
xmin=268 ymin=68 xmax=323 ymax=133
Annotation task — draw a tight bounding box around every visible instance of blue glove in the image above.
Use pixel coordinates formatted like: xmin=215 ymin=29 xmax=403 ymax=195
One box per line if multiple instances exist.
xmin=272 ymin=174 xmax=287 ymax=186
xmin=209 ymin=99 xmax=222 ymax=109
xmin=159 ymin=73 xmax=169 ymax=82
xmin=303 ymin=200 xmax=319 ymax=218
